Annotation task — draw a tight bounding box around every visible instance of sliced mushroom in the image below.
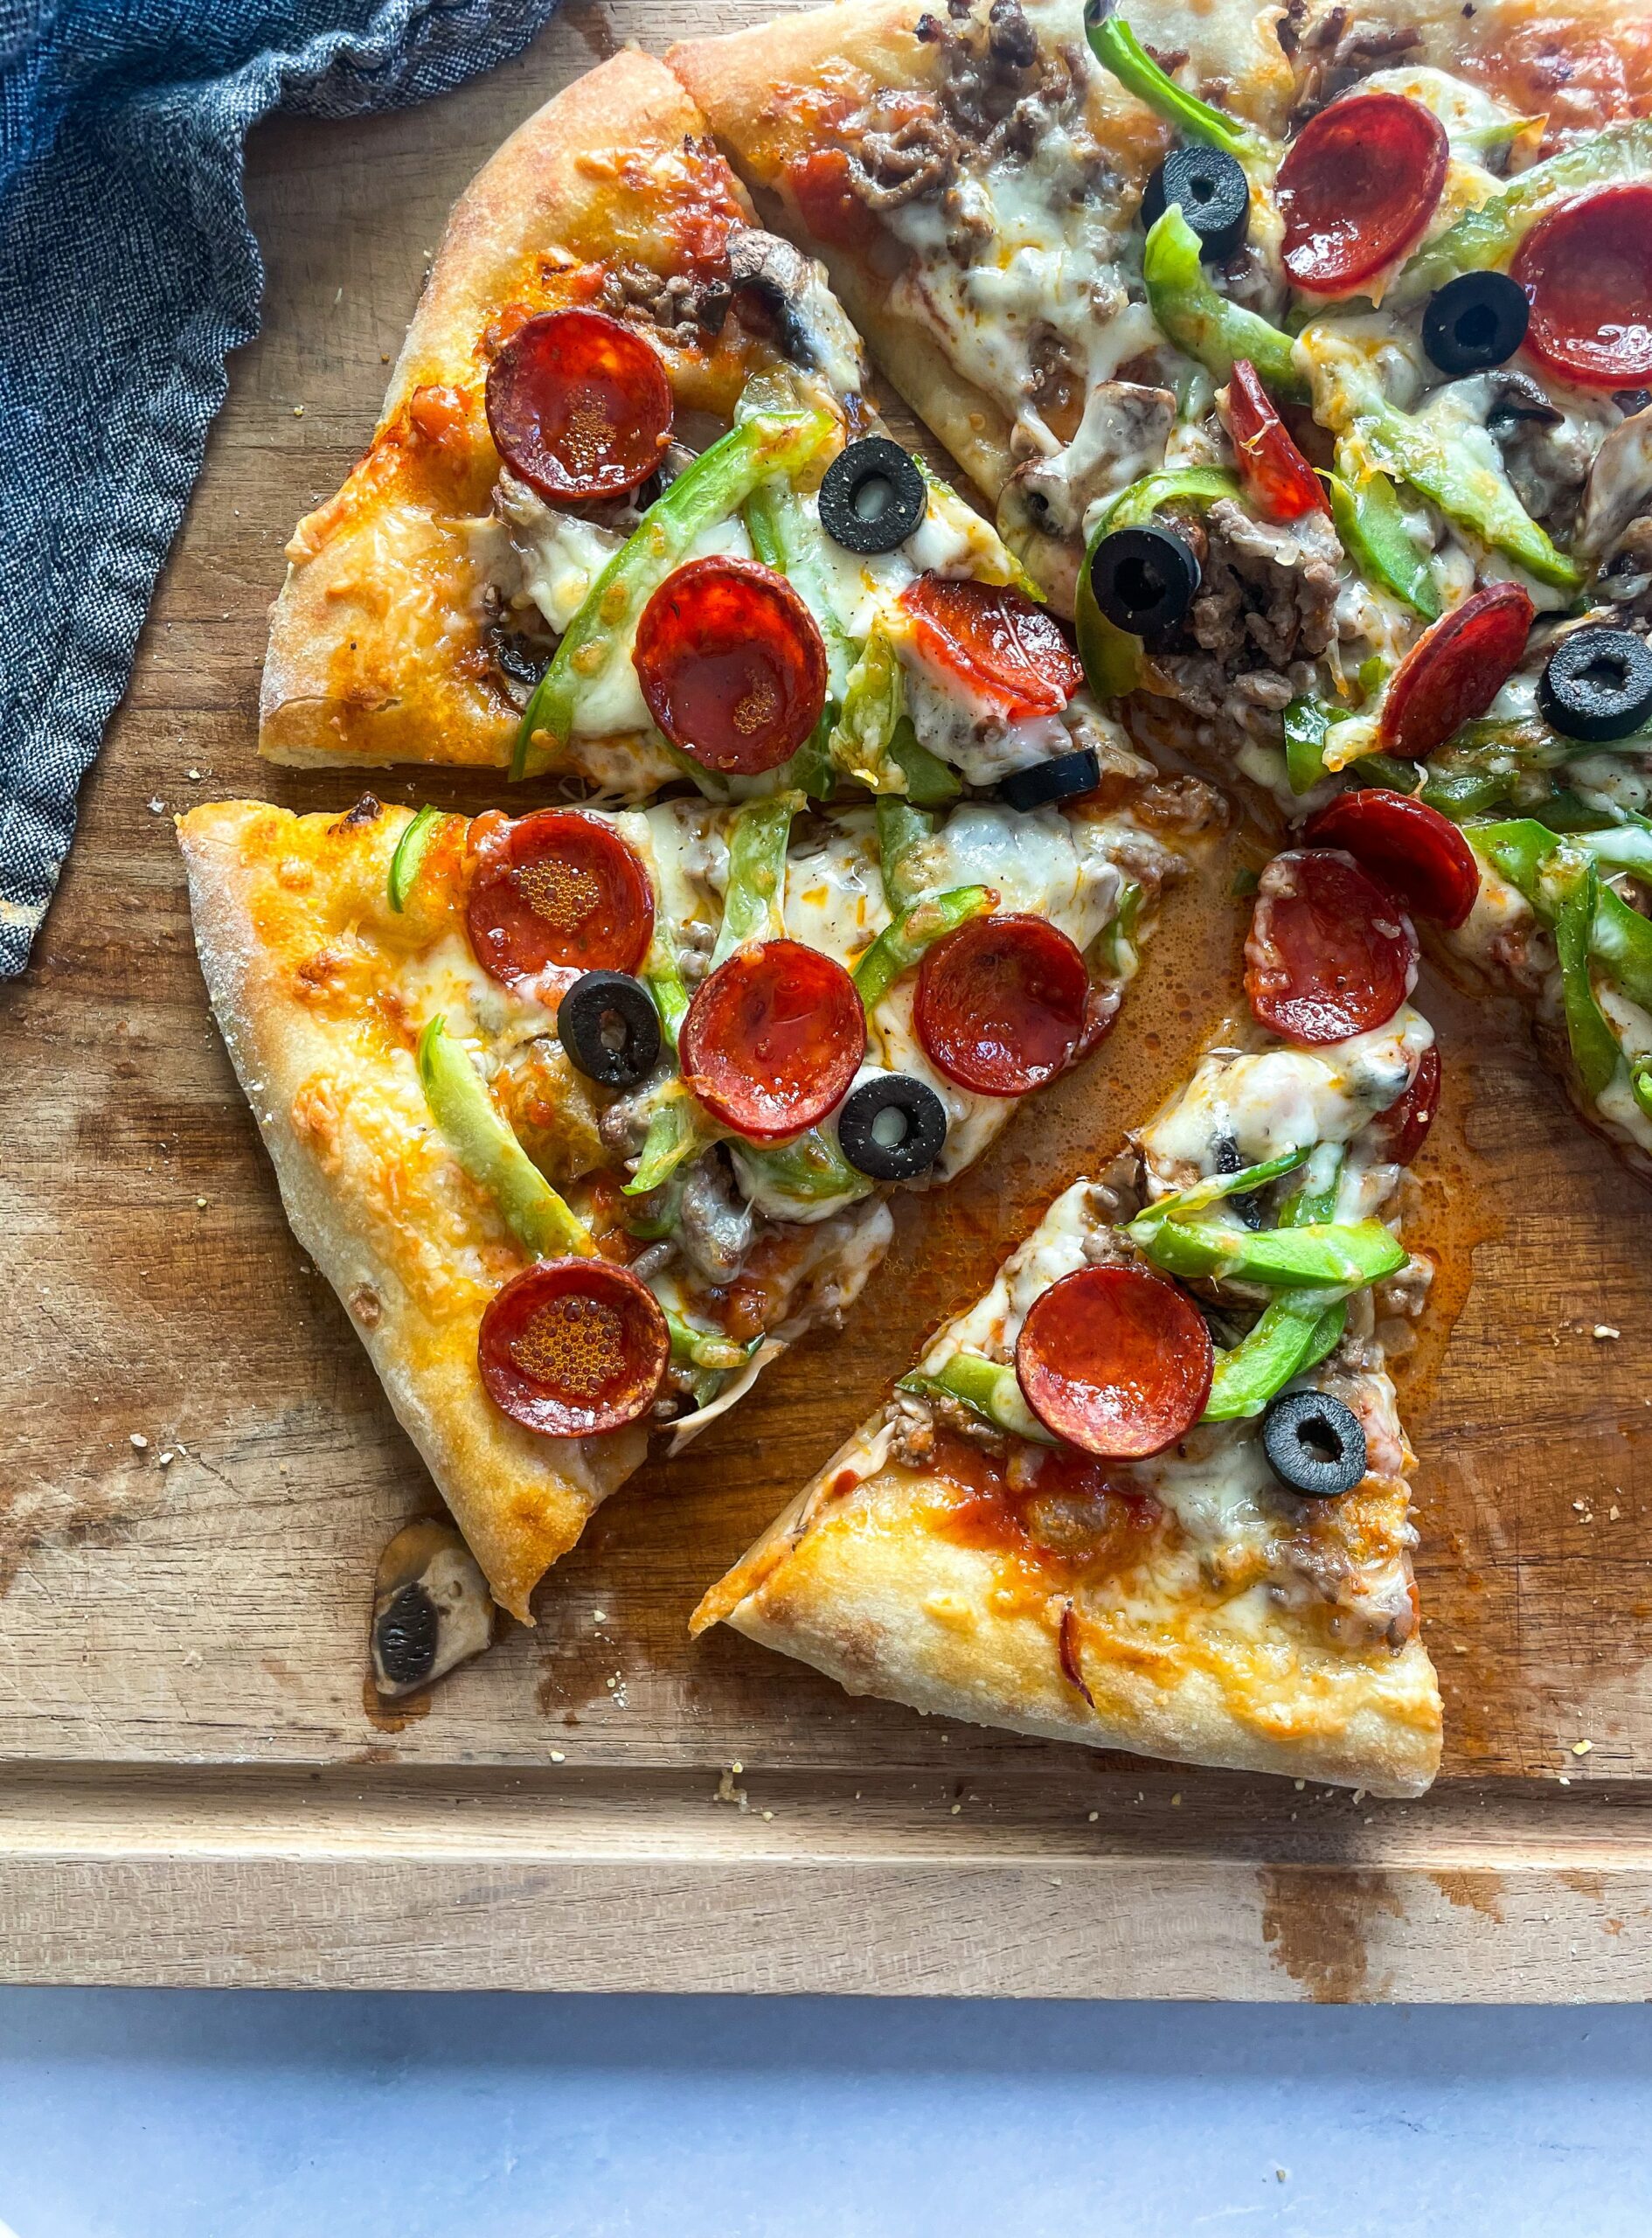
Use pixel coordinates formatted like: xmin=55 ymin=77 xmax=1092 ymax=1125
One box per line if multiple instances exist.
xmin=370 ymin=1518 xmax=494 ymax=1698
xmin=996 ymin=381 xmax=1176 ymax=607
xmin=726 ymin=228 xmax=866 ymax=394
xmin=1577 ymin=404 xmax=1652 ymax=568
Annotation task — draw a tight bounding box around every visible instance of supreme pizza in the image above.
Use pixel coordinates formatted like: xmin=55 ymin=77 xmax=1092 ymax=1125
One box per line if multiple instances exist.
xmin=696 ymin=840 xmax=1444 ymax=1795
xmin=170 ymin=0 xmax=1652 ymax=1782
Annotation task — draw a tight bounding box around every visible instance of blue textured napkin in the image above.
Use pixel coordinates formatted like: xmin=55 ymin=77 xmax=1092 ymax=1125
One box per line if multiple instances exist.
xmin=0 ymin=0 xmax=563 ymax=977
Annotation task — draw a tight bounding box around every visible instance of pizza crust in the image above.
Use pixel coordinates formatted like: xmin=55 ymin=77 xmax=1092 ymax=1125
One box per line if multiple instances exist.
xmin=177 ymin=797 xmax=647 ymax=1620
xmin=697 ymin=1442 xmax=1443 ymax=1797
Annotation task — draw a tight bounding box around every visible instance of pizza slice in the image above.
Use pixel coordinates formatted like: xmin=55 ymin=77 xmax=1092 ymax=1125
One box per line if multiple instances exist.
xmin=675 ymin=0 xmax=1652 ymax=1178
xmin=693 ymin=838 xmax=1445 ymax=1795
xmin=178 ymin=764 xmax=1215 ymax=1620
xmin=261 ymin=45 xmax=1128 ymax=815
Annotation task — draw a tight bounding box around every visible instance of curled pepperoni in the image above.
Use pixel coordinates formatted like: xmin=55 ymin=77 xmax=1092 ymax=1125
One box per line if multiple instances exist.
xmin=899 ymin=577 xmax=1082 ymax=721
xmin=1371 ymin=1040 xmax=1441 ymax=1166
xmin=1278 ymin=94 xmax=1447 ymax=295
xmin=467 ymin=809 xmax=654 ymax=987
xmin=1223 ymin=360 xmax=1328 ymax=521
xmin=1512 ymin=184 xmax=1652 ymax=389
xmin=680 ymin=939 xmax=865 ymax=1140
xmin=634 ymin=558 xmax=828 ymax=776
xmin=788 ymin=148 xmax=878 ymax=251
xmin=485 ymin=309 xmax=672 ymax=504
xmin=1016 ymin=1265 xmax=1214 ymax=1461
xmin=478 ymin=1257 xmax=669 ymax=1439
xmin=1303 ymin=788 xmax=1480 ymax=930
xmin=913 ymin=913 xmax=1090 ymax=1098
xmin=1245 ymin=848 xmax=1418 ymax=1046
xmin=1378 ymin=581 xmax=1534 ymax=762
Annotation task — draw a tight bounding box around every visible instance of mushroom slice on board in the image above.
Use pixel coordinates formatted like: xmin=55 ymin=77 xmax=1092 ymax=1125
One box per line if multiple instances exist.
xmin=370 ymin=1519 xmax=495 ymax=1698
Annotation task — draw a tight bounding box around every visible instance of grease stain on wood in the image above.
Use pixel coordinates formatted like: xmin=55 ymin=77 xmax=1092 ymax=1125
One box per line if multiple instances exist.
xmin=1259 ymin=1866 xmax=1403 ymax=2001
xmin=1427 ymin=1866 xmax=1505 ymax=1924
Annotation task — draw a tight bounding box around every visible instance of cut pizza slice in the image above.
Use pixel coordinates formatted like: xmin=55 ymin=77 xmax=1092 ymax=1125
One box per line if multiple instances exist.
xmin=261 ymin=45 xmax=1123 ymax=811
xmin=178 ymin=765 xmax=1216 ymax=1621
xmin=693 ymin=839 xmax=1445 ymax=1795
xmin=675 ymin=0 xmax=1652 ymax=1178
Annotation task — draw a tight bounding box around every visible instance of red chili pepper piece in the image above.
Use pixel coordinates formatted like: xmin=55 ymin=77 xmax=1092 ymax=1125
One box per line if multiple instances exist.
xmin=1512 ymin=183 xmax=1652 ymax=388
xmin=913 ymin=912 xmax=1090 ymax=1097
xmin=1016 ymin=1264 xmax=1214 ymax=1461
xmin=478 ymin=1257 xmax=670 ymax=1439
xmin=788 ymin=148 xmax=878 ymax=251
xmin=899 ymin=576 xmax=1082 ymax=722
xmin=467 ymin=808 xmax=655 ymax=988
xmin=1378 ymin=580 xmax=1535 ymax=762
xmin=1277 ymin=94 xmax=1447 ymax=294
xmin=484 ymin=309 xmax=672 ymax=504
xmin=634 ymin=557 xmax=829 ymax=776
xmin=1245 ymin=847 xmax=1418 ymax=1045
xmin=1224 ymin=360 xmax=1329 ymax=521
xmin=680 ymin=939 xmax=865 ymax=1140
xmin=1371 ymin=1040 xmax=1441 ymax=1166
xmin=1303 ymin=788 xmax=1480 ymax=929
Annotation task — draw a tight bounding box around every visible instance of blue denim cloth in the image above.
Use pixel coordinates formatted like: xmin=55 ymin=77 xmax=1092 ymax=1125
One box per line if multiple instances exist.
xmin=0 ymin=0 xmax=561 ymax=976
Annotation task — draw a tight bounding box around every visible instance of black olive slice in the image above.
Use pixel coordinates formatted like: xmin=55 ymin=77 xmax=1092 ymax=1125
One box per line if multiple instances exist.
xmin=837 ymin=1072 xmax=948 ymax=1180
xmin=557 ymin=969 xmax=663 ymax=1089
xmin=1421 ymin=269 xmax=1531 ymax=376
xmin=819 ymin=437 xmax=927 ymax=554
xmin=1261 ymin=1390 xmax=1367 ymax=1498
xmin=1089 ymin=523 xmax=1201 ymax=643
xmin=1537 ymin=624 xmax=1652 ymax=744
xmin=374 ymin=1581 xmax=440 ymax=1688
xmin=997 ymin=746 xmax=1101 ymax=811
xmin=1141 ymin=144 xmax=1250 ymax=261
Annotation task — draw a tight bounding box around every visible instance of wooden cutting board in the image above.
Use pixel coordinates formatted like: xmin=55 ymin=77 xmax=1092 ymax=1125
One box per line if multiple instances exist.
xmin=3 ymin=0 xmax=1651 ymax=1998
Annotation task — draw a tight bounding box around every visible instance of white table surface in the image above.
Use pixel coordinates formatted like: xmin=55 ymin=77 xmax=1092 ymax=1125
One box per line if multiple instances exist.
xmin=1 ymin=1992 xmax=1649 ymax=2235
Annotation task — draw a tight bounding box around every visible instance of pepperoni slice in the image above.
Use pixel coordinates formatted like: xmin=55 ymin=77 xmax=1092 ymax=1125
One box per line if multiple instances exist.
xmin=1512 ymin=184 xmax=1652 ymax=389
xmin=788 ymin=148 xmax=878 ymax=251
xmin=467 ymin=809 xmax=655 ymax=987
xmin=680 ymin=939 xmax=865 ymax=1140
xmin=913 ymin=913 xmax=1090 ymax=1098
xmin=1245 ymin=848 xmax=1418 ymax=1046
xmin=1378 ymin=580 xmax=1535 ymax=762
xmin=899 ymin=577 xmax=1082 ymax=722
xmin=634 ymin=558 xmax=828 ymax=776
xmin=478 ymin=1257 xmax=669 ymax=1439
xmin=1303 ymin=789 xmax=1480 ymax=930
xmin=1371 ymin=1040 xmax=1441 ymax=1166
xmin=1223 ymin=360 xmax=1329 ymax=521
xmin=484 ymin=309 xmax=672 ymax=504
xmin=1278 ymin=94 xmax=1448 ymax=295
xmin=1016 ymin=1265 xmax=1214 ymax=1461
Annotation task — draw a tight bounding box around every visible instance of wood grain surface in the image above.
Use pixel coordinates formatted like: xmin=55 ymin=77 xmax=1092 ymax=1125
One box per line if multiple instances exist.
xmin=3 ymin=0 xmax=1651 ymax=1996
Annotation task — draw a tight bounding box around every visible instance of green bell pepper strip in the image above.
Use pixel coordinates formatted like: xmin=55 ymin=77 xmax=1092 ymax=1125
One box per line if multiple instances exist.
xmin=896 ymin=1354 xmax=1059 ymax=1446
xmin=1325 ymin=459 xmax=1441 ymax=622
xmin=387 ymin=806 xmax=448 ymax=913
xmin=1277 ymin=1143 xmax=1343 ymax=1227
xmin=876 ymin=799 xmax=938 ymax=914
xmin=1097 ymin=876 xmax=1143 ymax=977
xmin=512 ymin=407 xmax=831 ymax=778
xmin=1086 ymin=11 xmax=1267 ymax=163
xmin=624 ymin=1081 xmax=705 ymax=1198
xmin=732 ymin=1129 xmax=871 ymax=1206
xmin=1633 ymin=1063 xmax=1652 ymax=1121
xmin=1470 ymin=818 xmax=1559 ymax=908
xmin=853 ymin=886 xmax=996 ymax=1011
xmin=417 ymin=1016 xmax=593 ymax=1259
xmin=885 ymin=717 xmax=961 ymax=803
xmin=1282 ymin=696 xmax=1354 ymax=796
xmin=1142 ymin=209 xmax=1308 ymax=399
xmin=743 ymin=475 xmax=853 ymax=801
xmin=664 ymin=1310 xmax=759 ymax=1375
xmin=1132 ymin=1145 xmax=1311 ymax=1231
xmin=1200 ymin=1289 xmax=1349 ymax=1421
xmin=1390 ymin=118 xmax=1652 ymax=309
xmin=625 ymin=1090 xmax=866 ymax=1206
xmin=1354 ymin=753 xmax=1424 ymax=797
xmin=1308 ymin=345 xmax=1580 ymax=593
xmin=1074 ymin=566 xmax=1143 ymax=699
xmin=642 ymin=928 xmax=690 ymax=1050
xmin=1552 ymin=858 xmax=1623 ymax=1101
xmin=711 ymin=792 xmax=800 ymax=970
xmin=1586 ymin=882 xmax=1652 ymax=1013
xmin=1130 ymin=1213 xmax=1407 ymax=1289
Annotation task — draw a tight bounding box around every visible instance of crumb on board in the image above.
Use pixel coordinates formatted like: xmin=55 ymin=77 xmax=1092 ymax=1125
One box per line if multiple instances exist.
xmin=550 ymin=1750 xmax=566 ymax=1763
xmin=1593 ymin=1324 xmax=1621 ymax=1340
xmin=714 ymin=1766 xmax=748 ymax=1811
xmin=129 ymin=1434 xmax=148 ymax=1450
